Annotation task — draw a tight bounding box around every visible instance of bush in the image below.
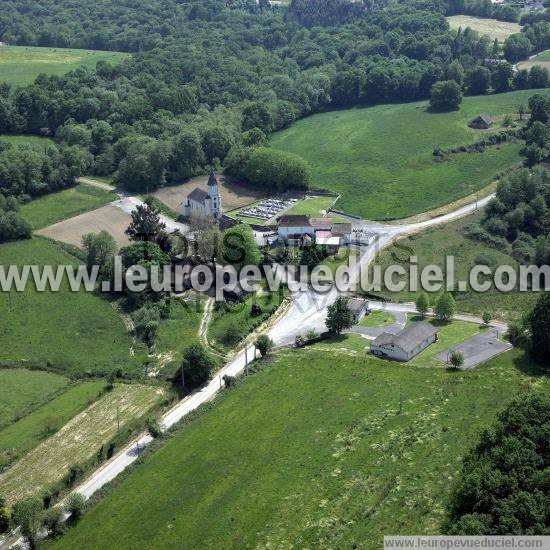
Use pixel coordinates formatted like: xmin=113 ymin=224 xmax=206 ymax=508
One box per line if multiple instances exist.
xmin=255 ymin=334 xmax=274 ymax=357
xmin=43 ymin=507 xmax=64 ymax=536
xmin=179 ymin=344 xmax=215 ymax=388
xmin=221 ymin=325 xmax=245 ymax=346
xmin=222 ymin=374 xmax=237 ymax=388
xmin=250 ymin=303 xmax=262 ymax=317
xmin=64 ymin=493 xmax=86 ymax=522
xmin=146 ymin=418 xmax=162 ymax=438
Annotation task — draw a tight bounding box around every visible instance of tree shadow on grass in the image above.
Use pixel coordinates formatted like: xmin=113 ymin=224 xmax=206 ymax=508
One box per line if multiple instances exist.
xmin=512 ymin=348 xmax=549 ymax=377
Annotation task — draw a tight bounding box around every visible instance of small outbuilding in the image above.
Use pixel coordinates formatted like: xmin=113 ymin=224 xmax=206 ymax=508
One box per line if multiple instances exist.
xmin=347 ymin=297 xmax=369 ymax=323
xmin=370 ymin=321 xmax=438 ymax=362
xmin=469 ymin=114 xmax=492 ymax=130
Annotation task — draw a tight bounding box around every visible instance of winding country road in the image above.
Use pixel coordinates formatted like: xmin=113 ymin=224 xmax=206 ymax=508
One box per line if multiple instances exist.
xmin=0 ymin=188 xmax=500 ymax=549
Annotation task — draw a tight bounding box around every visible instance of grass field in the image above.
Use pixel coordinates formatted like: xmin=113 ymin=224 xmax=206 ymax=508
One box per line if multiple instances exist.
xmin=36 ymin=203 xmax=132 ymax=250
xmin=0 ymin=239 xmax=139 ymax=376
xmin=0 ymin=381 xmax=106 ymax=470
xmin=446 ymin=15 xmax=521 ymax=42
xmin=369 ymin=212 xmax=538 ymax=320
xmin=314 ymin=319 xmax=483 ymax=367
xmin=0 ymin=383 xmax=164 ymax=504
xmin=270 ymin=90 xmax=548 ymax=220
xmin=50 ymin=346 xmax=547 ymax=549
xmin=20 ymin=183 xmax=116 ymax=229
xmin=155 ymin=297 xmax=205 ymax=373
xmin=0 ymin=134 xmax=54 ymax=147
xmin=359 ymin=310 xmax=395 ymax=327
xmin=0 ymin=46 xmax=128 ymax=86
xmin=517 ymin=49 xmax=550 ymax=71
xmin=0 ymin=369 xmax=69 ymax=429
xmin=208 ymin=290 xmax=285 ymax=353
xmin=284 ymin=195 xmax=336 ymax=217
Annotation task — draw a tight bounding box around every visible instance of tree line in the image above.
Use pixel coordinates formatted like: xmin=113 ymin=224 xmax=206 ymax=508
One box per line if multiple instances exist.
xmin=0 ymin=0 xmax=548 ymax=197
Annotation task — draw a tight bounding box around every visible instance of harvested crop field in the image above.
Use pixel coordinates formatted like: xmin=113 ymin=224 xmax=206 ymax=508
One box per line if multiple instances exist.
xmin=36 ymin=204 xmax=132 ymax=249
xmin=517 ymin=50 xmax=550 ymax=71
xmin=446 ymin=15 xmax=521 ymax=42
xmin=152 ymin=173 xmax=267 ymax=213
xmin=0 ymin=383 xmax=164 ymax=504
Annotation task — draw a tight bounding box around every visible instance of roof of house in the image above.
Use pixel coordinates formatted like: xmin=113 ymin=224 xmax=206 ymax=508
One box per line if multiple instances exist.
xmin=372 ymin=321 xmax=437 ymax=353
xmin=278 ymin=214 xmax=311 ymax=227
xmin=317 ymin=236 xmax=340 ymax=246
xmin=310 ymin=217 xmax=333 ymax=230
xmin=332 ymin=222 xmax=352 ymax=236
xmin=347 ymin=297 xmax=368 ymax=314
xmin=187 ymin=187 xmax=210 ymax=203
xmin=472 ymin=113 xmax=492 ymax=124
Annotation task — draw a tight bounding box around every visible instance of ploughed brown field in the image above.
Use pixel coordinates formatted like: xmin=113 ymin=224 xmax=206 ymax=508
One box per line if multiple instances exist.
xmin=152 ymin=173 xmax=267 ymax=213
xmin=36 ymin=204 xmax=132 ymax=249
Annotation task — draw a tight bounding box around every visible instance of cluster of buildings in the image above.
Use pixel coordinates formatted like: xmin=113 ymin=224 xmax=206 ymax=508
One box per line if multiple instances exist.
xmin=276 ymin=214 xmax=352 ymax=252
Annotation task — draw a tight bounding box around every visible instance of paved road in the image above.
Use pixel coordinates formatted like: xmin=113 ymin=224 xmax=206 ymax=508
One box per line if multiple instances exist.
xmin=112 ymin=195 xmax=189 ymax=234
xmin=348 ymin=310 xmax=407 ymax=338
xmin=0 ymin=191 xmax=505 ymax=549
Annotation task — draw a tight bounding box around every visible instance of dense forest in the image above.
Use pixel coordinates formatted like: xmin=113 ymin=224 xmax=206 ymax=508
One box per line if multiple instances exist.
xmin=446 ymin=392 xmax=549 ymax=535
xmin=0 ymin=0 xmax=550 ymax=198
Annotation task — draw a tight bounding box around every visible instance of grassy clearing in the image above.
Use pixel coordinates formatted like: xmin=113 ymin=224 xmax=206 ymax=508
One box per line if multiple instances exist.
xmin=0 ymin=134 xmax=54 ymax=147
xmin=369 ymin=212 xmax=538 ymax=320
xmin=50 ymin=347 xmax=546 ymax=549
xmin=0 ymin=46 xmax=128 ymax=86
xmin=208 ymin=290 xmax=285 ymax=353
xmin=359 ymin=310 xmax=395 ymax=327
xmin=155 ymin=297 xmax=205 ymax=373
xmin=20 ymin=183 xmax=116 ymax=229
xmin=0 ymin=239 xmax=138 ymax=376
xmin=270 ymin=90 xmax=547 ymax=220
xmin=0 ymin=381 xmax=106 ymax=470
xmin=0 ymin=383 xmax=164 ymax=504
xmin=0 ymin=369 xmax=69 ymax=428
xmin=446 ymin=15 xmax=521 ymax=42
xmin=517 ymin=50 xmax=550 ymax=71
xmin=284 ymin=196 xmax=336 ymax=217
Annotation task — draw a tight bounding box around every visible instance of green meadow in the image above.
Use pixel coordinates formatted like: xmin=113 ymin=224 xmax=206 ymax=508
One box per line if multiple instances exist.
xmin=270 ymin=90 xmax=548 ymax=220
xmin=0 ymin=238 xmax=138 ymax=376
xmin=0 ymin=135 xmax=54 ymax=147
xmin=0 ymin=46 xmax=128 ymax=86
xmin=0 ymin=369 xmax=69 ymax=428
xmin=50 ymin=346 xmax=546 ymax=549
xmin=0 ymin=381 xmax=106 ymax=469
xmin=20 ymin=183 xmax=116 ymax=229
xmin=370 ymin=212 xmax=538 ymax=320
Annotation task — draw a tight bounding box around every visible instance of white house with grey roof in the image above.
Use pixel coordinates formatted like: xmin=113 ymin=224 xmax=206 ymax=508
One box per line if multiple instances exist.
xmin=370 ymin=322 xmax=438 ymax=362
xmin=181 ymin=171 xmax=222 ymax=221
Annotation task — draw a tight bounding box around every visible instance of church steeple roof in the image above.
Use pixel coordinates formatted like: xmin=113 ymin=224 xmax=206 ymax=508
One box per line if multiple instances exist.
xmin=208 ymin=170 xmax=218 ymax=188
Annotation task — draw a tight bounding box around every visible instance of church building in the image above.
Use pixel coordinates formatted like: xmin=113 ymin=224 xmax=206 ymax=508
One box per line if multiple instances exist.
xmin=181 ymin=171 xmax=223 ymax=221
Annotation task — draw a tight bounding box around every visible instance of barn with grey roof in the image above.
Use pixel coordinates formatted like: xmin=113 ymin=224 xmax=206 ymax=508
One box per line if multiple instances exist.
xmin=370 ymin=321 xmax=438 ymax=361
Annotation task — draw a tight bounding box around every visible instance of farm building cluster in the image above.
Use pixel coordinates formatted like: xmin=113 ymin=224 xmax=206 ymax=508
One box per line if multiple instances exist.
xmin=275 ymin=214 xmax=352 ymax=252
